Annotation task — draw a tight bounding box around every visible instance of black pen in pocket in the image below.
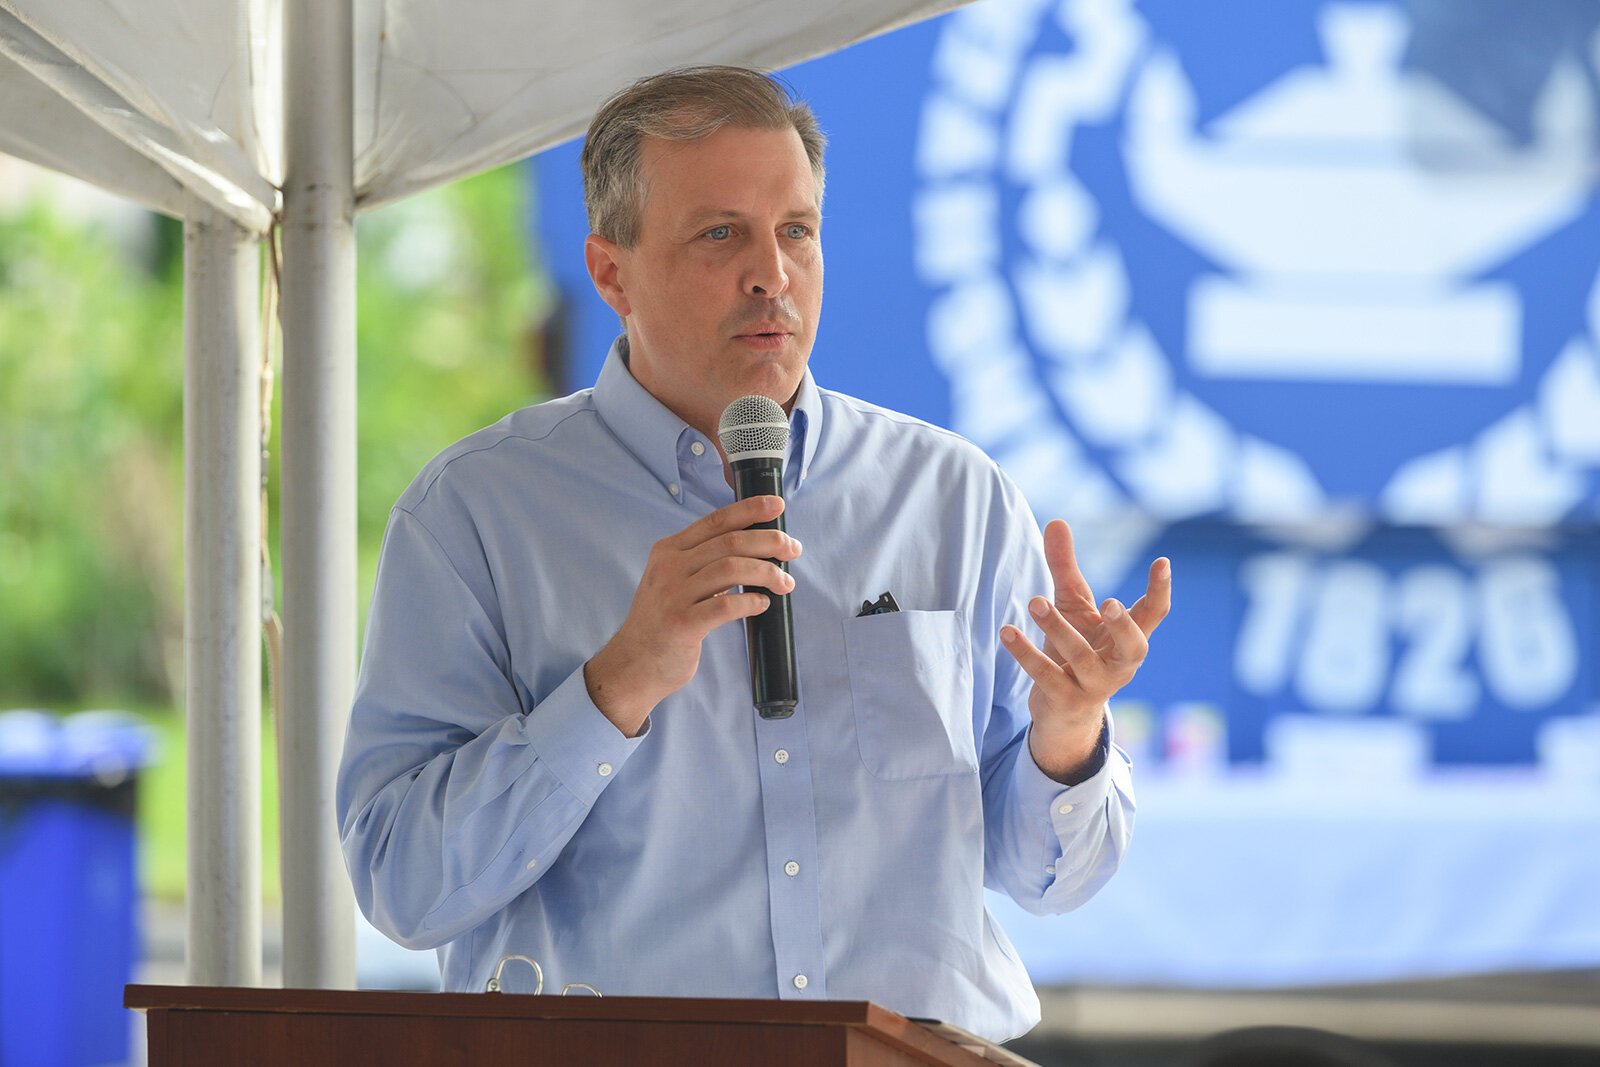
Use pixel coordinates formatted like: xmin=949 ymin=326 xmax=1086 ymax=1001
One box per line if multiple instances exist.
xmin=856 ymin=591 xmax=901 ymax=617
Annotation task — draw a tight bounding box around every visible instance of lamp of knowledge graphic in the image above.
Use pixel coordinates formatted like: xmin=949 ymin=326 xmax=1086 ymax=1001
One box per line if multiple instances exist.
xmin=915 ymin=0 xmax=1600 ymax=761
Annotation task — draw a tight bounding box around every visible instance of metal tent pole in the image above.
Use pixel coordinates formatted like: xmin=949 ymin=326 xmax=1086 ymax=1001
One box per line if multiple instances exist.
xmin=183 ymin=207 xmax=263 ymax=987
xmin=279 ymin=0 xmax=357 ymax=987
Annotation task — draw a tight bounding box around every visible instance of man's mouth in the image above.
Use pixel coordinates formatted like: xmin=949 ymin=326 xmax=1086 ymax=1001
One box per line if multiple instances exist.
xmin=733 ymin=327 xmax=794 ymax=347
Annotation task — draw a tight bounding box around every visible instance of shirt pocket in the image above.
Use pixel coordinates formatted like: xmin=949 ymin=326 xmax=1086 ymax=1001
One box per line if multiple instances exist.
xmin=842 ymin=609 xmax=978 ymax=780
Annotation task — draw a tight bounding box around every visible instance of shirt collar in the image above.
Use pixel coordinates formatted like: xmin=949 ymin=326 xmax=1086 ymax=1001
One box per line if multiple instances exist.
xmin=787 ymin=364 xmax=822 ymax=492
xmin=593 ymin=338 xmax=690 ymax=499
xmin=592 ymin=336 xmax=825 ymax=497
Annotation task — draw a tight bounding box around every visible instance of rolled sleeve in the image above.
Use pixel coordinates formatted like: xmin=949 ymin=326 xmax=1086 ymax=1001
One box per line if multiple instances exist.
xmin=985 ymin=708 xmax=1136 ymax=915
xmin=1011 ymin=717 xmax=1115 ymax=818
xmin=520 ymin=667 xmax=650 ymax=807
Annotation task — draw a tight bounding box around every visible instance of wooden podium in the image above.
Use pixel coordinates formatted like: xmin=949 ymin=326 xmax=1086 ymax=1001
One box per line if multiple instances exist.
xmin=125 ymin=985 xmax=1027 ymax=1066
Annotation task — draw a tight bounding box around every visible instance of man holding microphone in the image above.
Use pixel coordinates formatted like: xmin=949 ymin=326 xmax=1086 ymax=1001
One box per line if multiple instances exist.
xmin=338 ymin=65 xmax=1169 ymax=1042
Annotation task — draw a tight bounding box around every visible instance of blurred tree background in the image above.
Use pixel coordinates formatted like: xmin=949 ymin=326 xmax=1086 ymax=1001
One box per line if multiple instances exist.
xmin=0 ymin=188 xmax=186 ymax=701
xmin=0 ymin=158 xmax=551 ymax=897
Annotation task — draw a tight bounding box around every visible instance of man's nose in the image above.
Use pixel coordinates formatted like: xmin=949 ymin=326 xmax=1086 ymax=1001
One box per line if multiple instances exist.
xmin=744 ymin=232 xmax=789 ymax=298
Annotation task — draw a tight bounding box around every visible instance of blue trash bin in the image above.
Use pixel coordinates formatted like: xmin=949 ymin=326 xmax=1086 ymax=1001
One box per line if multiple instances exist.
xmin=0 ymin=710 xmax=152 ymax=1067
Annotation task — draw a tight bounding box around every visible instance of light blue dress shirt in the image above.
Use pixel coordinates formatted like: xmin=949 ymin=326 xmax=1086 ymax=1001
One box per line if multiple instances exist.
xmin=338 ymin=341 xmax=1135 ymax=1041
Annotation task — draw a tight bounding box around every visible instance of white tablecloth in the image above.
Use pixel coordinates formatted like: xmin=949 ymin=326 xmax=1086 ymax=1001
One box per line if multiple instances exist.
xmin=989 ymin=771 xmax=1600 ymax=987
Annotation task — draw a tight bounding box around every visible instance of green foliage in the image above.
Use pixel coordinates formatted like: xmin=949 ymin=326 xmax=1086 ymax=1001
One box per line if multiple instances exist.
xmin=344 ymin=164 xmax=549 ymax=594
xmin=0 ymin=162 xmax=549 ymax=708
xmin=0 ymin=196 xmax=185 ymax=702
xmin=3 ymin=163 xmax=549 ymax=902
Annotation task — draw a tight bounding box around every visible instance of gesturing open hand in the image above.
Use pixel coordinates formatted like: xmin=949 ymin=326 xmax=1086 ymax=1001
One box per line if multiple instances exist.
xmin=1000 ymin=519 xmax=1171 ymax=783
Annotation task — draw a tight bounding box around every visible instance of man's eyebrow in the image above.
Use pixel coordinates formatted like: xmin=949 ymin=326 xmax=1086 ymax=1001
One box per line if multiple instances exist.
xmin=682 ymin=207 xmax=822 ymax=226
xmin=683 ymin=209 xmax=743 ymax=225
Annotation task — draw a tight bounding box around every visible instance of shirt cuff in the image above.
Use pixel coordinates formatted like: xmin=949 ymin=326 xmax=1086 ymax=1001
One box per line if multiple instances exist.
xmin=517 ymin=665 xmax=649 ymax=806
xmin=1015 ymin=710 xmax=1118 ymax=830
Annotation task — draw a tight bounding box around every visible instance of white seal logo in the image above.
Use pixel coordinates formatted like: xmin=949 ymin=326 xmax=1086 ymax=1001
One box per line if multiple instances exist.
xmin=914 ymin=0 xmax=1599 ymax=734
xmin=915 ymin=0 xmax=1600 ymax=590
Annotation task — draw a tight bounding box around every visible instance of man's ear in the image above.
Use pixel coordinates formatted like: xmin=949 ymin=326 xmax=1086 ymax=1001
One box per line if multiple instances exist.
xmin=584 ymin=234 xmax=632 ymax=318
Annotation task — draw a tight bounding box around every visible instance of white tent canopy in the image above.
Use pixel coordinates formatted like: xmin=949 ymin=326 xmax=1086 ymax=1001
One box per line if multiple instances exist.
xmin=1 ymin=0 xmax=965 ymax=227
xmin=0 ymin=0 xmax=968 ymax=989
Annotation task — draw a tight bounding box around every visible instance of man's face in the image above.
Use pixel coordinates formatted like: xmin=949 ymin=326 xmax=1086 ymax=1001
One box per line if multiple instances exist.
xmin=586 ymin=124 xmax=823 ymax=439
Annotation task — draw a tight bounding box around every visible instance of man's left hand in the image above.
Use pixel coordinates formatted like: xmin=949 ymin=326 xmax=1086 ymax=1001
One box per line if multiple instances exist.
xmin=1000 ymin=519 xmax=1171 ymax=784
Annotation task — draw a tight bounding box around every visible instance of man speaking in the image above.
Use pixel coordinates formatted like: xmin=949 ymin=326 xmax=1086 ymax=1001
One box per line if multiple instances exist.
xmin=337 ymin=66 xmax=1169 ymax=1043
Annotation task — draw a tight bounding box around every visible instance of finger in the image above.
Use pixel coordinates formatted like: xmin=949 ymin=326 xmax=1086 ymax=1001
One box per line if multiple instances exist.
xmin=672 ymin=495 xmax=786 ymax=549
xmin=689 ymin=556 xmax=794 ymax=599
xmin=1127 ymin=557 xmax=1172 ymax=639
xmin=1000 ymin=624 xmax=1081 ymax=702
xmin=1095 ymin=597 xmax=1149 ymax=669
xmin=1043 ymin=520 xmax=1099 ymax=623
xmin=1027 ymin=595 xmax=1104 ymax=685
xmin=688 ymin=590 xmax=772 ymax=632
xmin=685 ymin=528 xmax=801 ymax=574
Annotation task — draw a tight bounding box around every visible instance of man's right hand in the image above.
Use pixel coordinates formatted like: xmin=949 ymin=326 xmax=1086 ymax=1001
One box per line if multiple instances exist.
xmin=583 ymin=495 xmax=802 ymax=737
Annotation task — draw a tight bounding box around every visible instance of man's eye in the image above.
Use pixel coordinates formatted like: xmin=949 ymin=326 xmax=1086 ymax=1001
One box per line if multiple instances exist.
xmin=785 ymin=224 xmax=810 ymax=239
xmin=705 ymin=225 xmax=733 ymax=241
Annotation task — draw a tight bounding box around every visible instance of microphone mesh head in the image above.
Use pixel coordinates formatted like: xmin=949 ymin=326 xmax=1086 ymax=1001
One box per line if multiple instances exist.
xmin=718 ymin=395 xmax=790 ymax=462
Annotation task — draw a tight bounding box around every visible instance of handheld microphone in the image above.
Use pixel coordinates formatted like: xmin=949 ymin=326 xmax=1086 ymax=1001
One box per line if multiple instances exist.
xmin=718 ymin=395 xmax=799 ymax=719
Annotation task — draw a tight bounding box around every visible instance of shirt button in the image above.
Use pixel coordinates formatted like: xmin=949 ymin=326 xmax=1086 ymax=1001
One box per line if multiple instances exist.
xmin=598 ymin=762 xmax=613 ymax=777
xmin=690 ymin=441 xmax=706 ymax=456
xmin=526 ymin=858 xmax=539 ymax=870
xmin=1057 ymin=802 xmax=1074 ymax=815
xmin=784 ymin=860 xmax=800 ymax=877
xmin=793 ymin=974 xmax=808 ymax=990
xmin=667 ymin=482 xmax=680 ymax=497
xmin=774 ymin=749 xmax=790 ymax=764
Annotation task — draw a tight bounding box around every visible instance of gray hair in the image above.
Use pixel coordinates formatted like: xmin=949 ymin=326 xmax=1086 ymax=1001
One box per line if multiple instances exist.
xmin=581 ymin=66 xmax=827 ymax=248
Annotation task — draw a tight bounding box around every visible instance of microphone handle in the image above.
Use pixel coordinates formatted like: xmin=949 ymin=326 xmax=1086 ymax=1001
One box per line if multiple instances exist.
xmin=732 ymin=458 xmax=798 ymax=718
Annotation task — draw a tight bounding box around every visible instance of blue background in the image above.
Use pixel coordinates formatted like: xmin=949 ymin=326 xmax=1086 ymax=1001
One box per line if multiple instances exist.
xmin=530 ymin=1 xmax=1600 ymax=771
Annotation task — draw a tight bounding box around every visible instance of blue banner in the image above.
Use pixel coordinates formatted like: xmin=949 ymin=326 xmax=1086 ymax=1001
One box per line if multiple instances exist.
xmin=532 ymin=0 xmax=1600 ymax=984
